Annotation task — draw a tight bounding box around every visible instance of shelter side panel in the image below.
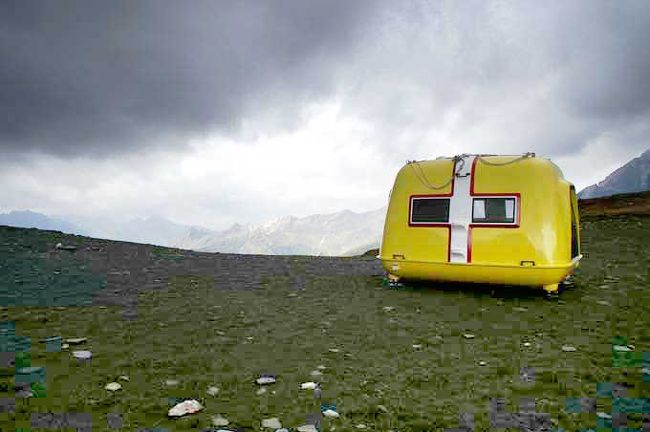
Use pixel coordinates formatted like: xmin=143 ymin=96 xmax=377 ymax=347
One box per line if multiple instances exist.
xmin=471 ymin=158 xmax=572 ymax=266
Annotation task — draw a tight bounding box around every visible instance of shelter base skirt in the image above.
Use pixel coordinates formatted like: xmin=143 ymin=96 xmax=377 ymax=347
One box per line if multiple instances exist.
xmin=380 ymin=257 xmax=580 ymax=288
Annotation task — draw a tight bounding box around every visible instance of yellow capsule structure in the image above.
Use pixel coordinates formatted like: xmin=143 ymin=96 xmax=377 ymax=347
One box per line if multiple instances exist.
xmin=378 ymin=154 xmax=582 ymax=293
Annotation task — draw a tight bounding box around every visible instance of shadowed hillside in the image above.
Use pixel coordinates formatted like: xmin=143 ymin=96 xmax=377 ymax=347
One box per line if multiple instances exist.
xmin=579 ymin=190 xmax=650 ymax=217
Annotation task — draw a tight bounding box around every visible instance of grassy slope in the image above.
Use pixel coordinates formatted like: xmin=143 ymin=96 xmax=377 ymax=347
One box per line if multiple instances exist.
xmin=0 ymin=214 xmax=649 ymax=431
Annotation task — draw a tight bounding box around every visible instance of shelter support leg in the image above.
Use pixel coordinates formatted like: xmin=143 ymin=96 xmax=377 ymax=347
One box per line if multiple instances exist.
xmin=387 ymin=273 xmax=400 ymax=283
xmin=543 ymin=283 xmax=559 ymax=295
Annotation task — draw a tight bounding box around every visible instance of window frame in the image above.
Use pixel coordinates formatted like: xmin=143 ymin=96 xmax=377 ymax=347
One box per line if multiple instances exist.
xmin=409 ymin=195 xmax=451 ymax=226
xmin=470 ymin=195 xmax=520 ymax=226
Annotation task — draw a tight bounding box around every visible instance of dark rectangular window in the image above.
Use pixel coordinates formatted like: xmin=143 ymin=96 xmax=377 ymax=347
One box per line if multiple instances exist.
xmin=411 ymin=198 xmax=450 ymax=223
xmin=472 ymin=197 xmax=516 ymax=224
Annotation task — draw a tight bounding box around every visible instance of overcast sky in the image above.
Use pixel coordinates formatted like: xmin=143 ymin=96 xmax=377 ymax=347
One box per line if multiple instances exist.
xmin=1 ymin=0 xmax=649 ymax=230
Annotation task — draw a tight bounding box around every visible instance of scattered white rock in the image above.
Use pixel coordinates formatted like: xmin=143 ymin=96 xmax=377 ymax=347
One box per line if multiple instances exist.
xmin=328 ymin=348 xmax=340 ymax=353
xmin=297 ymin=425 xmax=319 ymax=432
xmin=317 ymin=365 xmax=327 ymax=370
xmin=463 ymin=333 xmax=476 ymax=339
xmin=105 ymin=382 xmax=122 ymax=391
xmin=118 ymin=375 xmax=129 ymax=381
xmin=55 ymin=243 xmax=77 ymax=251
xmin=66 ymin=338 xmax=88 ymax=344
xmin=167 ymin=399 xmax=203 ymax=417
xmin=256 ymin=375 xmax=276 ymax=385
xmin=356 ymin=424 xmax=367 ymax=429
xmin=310 ymin=370 xmax=323 ymax=377
xmin=523 ymin=342 xmax=532 ymax=347
xmin=479 ymin=361 xmax=487 ymax=366
xmin=513 ymin=307 xmax=528 ymax=312
xmin=597 ymin=412 xmax=612 ymax=419
xmin=61 ymin=343 xmax=69 ymax=350
xmin=165 ymin=379 xmax=179 ymax=386
xmin=287 ymin=293 xmax=299 ymax=298
xmin=323 ymin=409 xmax=340 ymax=418
xmin=300 ymin=381 xmax=319 ymax=390
xmin=597 ymin=300 xmax=611 ymax=306
xmin=211 ymin=415 xmax=230 ymax=427
xmin=377 ymin=404 xmax=388 ymax=413
xmin=383 ymin=306 xmax=395 ymax=312
xmin=72 ymin=350 xmax=92 ymax=360
xmin=256 ymin=388 xmax=267 ymax=395
xmin=261 ymin=418 xmax=282 ymax=429
xmin=561 ymin=345 xmax=577 ymax=352
xmin=207 ymin=386 xmax=220 ymax=396
xmin=613 ymin=345 xmax=634 ymax=352
xmin=412 ymin=344 xmax=422 ymax=349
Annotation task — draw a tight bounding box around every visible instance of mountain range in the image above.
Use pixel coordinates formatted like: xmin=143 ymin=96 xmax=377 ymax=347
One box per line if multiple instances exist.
xmin=578 ymin=148 xmax=650 ymax=199
xmin=0 ymin=208 xmax=386 ymax=256
xmin=2 ymin=149 xmax=647 ymax=255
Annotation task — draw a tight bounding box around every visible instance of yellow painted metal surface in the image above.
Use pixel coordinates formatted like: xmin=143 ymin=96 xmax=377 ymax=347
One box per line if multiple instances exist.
xmin=378 ymin=155 xmax=582 ymax=289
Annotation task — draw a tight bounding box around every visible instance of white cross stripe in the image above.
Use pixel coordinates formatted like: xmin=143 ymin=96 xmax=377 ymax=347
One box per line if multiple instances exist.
xmin=448 ymin=155 xmax=476 ymax=263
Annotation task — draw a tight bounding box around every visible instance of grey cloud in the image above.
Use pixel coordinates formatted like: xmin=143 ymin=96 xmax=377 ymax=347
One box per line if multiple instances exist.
xmin=1 ymin=0 xmax=649 ymax=163
xmin=0 ymin=0 xmax=381 ymax=157
xmin=334 ymin=0 xmax=650 ymax=159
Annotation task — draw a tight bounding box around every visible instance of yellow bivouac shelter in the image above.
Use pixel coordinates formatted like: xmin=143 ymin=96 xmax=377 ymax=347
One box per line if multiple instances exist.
xmin=378 ymin=153 xmax=582 ymax=294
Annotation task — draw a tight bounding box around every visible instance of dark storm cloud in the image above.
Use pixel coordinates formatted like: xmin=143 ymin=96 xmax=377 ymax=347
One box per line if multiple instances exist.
xmin=0 ymin=0 xmax=379 ymax=156
xmin=549 ymin=1 xmax=650 ymax=120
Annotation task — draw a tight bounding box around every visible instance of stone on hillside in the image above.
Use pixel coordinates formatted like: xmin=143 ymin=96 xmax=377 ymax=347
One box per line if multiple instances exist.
xmin=168 ymin=399 xmax=202 ymax=417
xmin=300 ymin=381 xmax=319 ymax=390
xmin=256 ymin=374 xmax=276 ymax=385
xmin=165 ymin=379 xmax=179 ymax=387
xmin=613 ymin=345 xmax=634 ymax=352
xmin=262 ymin=418 xmax=282 ymax=429
xmin=297 ymin=425 xmax=319 ymax=432
xmin=105 ymin=382 xmax=122 ymax=391
xmin=72 ymin=350 xmax=92 ymax=360
xmin=56 ymin=243 xmax=77 ymax=251
xmin=310 ymin=370 xmax=323 ymax=377
xmin=561 ymin=345 xmax=577 ymax=352
xmin=256 ymin=387 xmax=267 ymax=395
xmin=463 ymin=333 xmax=476 ymax=339
xmin=211 ymin=415 xmax=230 ymax=427
xmin=323 ymin=409 xmax=340 ymax=418
xmin=65 ymin=337 xmax=88 ymax=345
xmin=207 ymin=386 xmax=220 ymax=396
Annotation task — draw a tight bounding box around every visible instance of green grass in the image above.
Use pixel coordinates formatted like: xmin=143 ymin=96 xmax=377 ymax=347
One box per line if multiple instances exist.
xmin=0 ymin=216 xmax=649 ymax=431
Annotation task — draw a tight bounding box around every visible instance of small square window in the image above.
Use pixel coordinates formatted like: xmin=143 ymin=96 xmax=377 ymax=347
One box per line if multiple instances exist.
xmin=472 ymin=197 xmax=517 ymax=224
xmin=411 ymin=198 xmax=450 ymax=223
